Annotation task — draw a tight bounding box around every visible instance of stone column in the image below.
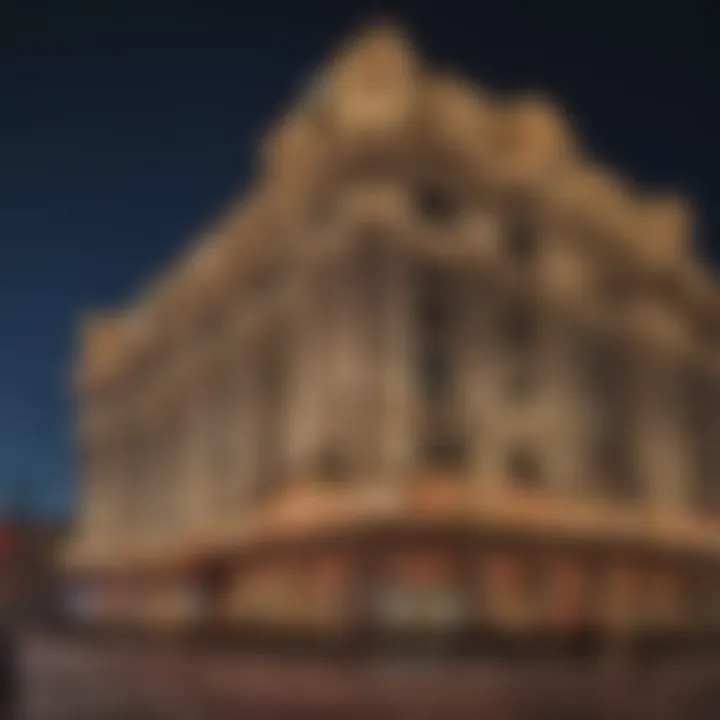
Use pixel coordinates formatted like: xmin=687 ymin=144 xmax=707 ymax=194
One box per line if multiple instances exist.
xmin=539 ymin=319 xmax=592 ymax=499
xmin=183 ymin=372 xmax=211 ymax=529
xmin=470 ymin=294 xmax=535 ymax=493
xmin=583 ymin=339 xmax=639 ymax=502
xmin=634 ymin=357 xmax=691 ymax=511
xmin=323 ymin=253 xmax=370 ymax=475
xmin=198 ymin=363 xmax=224 ymax=522
xmin=80 ymin=395 xmax=109 ymax=545
xmin=157 ymin=404 xmax=182 ymax=539
xmin=254 ymin=325 xmax=288 ymax=498
xmin=206 ymin=357 xmax=233 ymax=514
xmin=134 ymin=415 xmax=153 ymax=540
xmin=159 ymin=404 xmax=179 ymax=536
xmin=284 ymin=271 xmax=328 ymax=481
xmin=112 ymin=423 xmax=129 ymax=539
xmin=229 ymin=342 xmax=260 ymax=506
xmin=140 ymin=413 xmax=158 ymax=539
xmin=454 ymin=281 xmax=502 ymax=483
xmin=95 ymin=436 xmax=113 ymax=546
xmin=108 ymin=436 xmax=126 ymax=549
xmin=377 ymin=252 xmax=416 ymax=477
xmin=686 ymin=370 xmax=720 ymax=512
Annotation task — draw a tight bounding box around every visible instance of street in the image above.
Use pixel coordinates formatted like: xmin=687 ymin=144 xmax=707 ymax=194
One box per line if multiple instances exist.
xmin=17 ymin=633 xmax=720 ymax=719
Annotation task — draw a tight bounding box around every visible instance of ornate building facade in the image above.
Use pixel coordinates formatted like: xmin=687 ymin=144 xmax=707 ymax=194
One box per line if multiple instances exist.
xmin=63 ymin=24 xmax=720 ymax=646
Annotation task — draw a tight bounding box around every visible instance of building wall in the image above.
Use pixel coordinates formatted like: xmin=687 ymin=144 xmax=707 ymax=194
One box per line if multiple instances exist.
xmin=63 ymin=23 xmax=720 ymax=633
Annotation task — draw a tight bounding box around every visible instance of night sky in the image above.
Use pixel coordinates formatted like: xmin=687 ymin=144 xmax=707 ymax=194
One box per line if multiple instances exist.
xmin=0 ymin=0 xmax=714 ymax=520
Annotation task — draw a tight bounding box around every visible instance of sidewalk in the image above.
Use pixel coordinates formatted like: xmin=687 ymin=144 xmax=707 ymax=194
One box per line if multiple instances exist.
xmin=18 ymin=632 xmax=720 ymax=719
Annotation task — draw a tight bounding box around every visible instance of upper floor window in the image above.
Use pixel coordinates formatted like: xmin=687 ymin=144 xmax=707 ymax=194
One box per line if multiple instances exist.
xmin=414 ymin=185 xmax=459 ymax=225
xmin=503 ymin=305 xmax=538 ymax=354
xmin=317 ymin=445 xmax=351 ymax=484
xmin=585 ymin=345 xmax=639 ymax=502
xmin=422 ymin=434 xmax=468 ymax=473
xmin=507 ymin=445 xmax=543 ymax=490
xmin=506 ymin=365 xmax=537 ymax=402
xmin=417 ymin=270 xmax=454 ymax=406
xmin=253 ymin=330 xmax=287 ymax=501
xmin=506 ymin=216 xmax=538 ymax=264
xmin=600 ymin=267 xmax=634 ymax=307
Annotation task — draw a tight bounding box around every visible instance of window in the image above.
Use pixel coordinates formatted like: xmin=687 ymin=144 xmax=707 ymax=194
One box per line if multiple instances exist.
xmin=317 ymin=446 xmax=350 ymax=484
xmin=504 ymin=306 xmax=538 ymax=353
xmin=506 ymin=365 xmax=536 ymax=402
xmin=506 ymin=216 xmax=537 ymax=263
xmin=502 ymin=306 xmax=539 ymax=405
xmin=682 ymin=572 xmax=715 ymax=626
xmin=253 ymin=331 xmax=286 ymax=500
xmin=600 ymin=267 xmax=633 ymax=306
xmin=415 ymin=268 xmax=468 ymax=473
xmin=420 ymin=346 xmax=451 ymax=402
xmin=585 ymin=345 xmax=639 ymax=501
xmin=374 ymin=553 xmax=466 ymax=634
xmin=414 ymin=185 xmax=458 ymax=224
xmin=507 ymin=446 xmax=543 ymax=489
xmin=422 ymin=434 xmax=467 ymax=472
xmin=417 ymin=272 xmax=454 ymax=406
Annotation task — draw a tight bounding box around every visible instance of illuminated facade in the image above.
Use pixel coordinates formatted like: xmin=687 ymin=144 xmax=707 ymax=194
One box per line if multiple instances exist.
xmin=63 ymin=24 xmax=720 ymax=644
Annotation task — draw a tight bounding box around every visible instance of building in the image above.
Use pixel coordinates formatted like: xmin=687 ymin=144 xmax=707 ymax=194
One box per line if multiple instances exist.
xmin=63 ymin=23 xmax=720 ymax=647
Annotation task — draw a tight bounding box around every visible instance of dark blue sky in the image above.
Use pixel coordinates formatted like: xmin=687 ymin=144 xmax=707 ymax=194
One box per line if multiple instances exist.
xmin=0 ymin=0 xmax=714 ymax=520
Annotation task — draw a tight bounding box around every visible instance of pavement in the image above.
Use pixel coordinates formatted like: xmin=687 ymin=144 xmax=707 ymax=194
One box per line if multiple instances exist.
xmin=16 ymin=633 xmax=720 ymax=719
